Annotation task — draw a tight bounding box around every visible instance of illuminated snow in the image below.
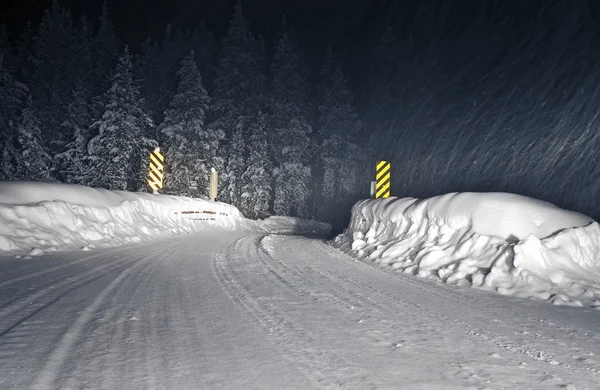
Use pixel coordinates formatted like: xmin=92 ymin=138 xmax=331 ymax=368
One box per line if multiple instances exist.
xmin=334 ymin=192 xmax=600 ymax=308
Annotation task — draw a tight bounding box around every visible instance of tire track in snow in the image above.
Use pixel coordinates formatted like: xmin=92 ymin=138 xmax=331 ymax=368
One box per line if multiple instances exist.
xmin=224 ymin=234 xmax=495 ymax=388
xmin=0 ymin=247 xmax=125 ymax=289
xmin=281 ymin=236 xmax=600 ymax=384
xmin=57 ymin=234 xmax=248 ymax=389
xmin=30 ymin=245 xmax=166 ymax=390
xmin=57 ymin=244 xmax=174 ymax=390
xmin=213 ymin=235 xmax=373 ymax=389
xmin=0 ymin=238 xmax=177 ymax=314
xmin=0 ymin=236 xmax=177 ymax=289
xmin=257 ymin=235 xmax=512 ymax=387
xmin=253 ymin=235 xmax=585 ymax=387
xmin=318 ymin=238 xmax=600 ymax=375
xmin=255 ymin=234 xmax=550 ymax=388
xmin=0 ymin=245 xmax=166 ymax=337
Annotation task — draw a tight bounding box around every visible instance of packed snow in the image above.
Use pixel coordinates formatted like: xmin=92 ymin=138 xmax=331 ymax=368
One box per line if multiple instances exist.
xmin=3 ymin=181 xmax=600 ymax=309
xmin=0 ymin=181 xmax=329 ymax=256
xmin=333 ymin=192 xmax=600 ymax=308
xmin=1 ymin=183 xmax=600 ymax=388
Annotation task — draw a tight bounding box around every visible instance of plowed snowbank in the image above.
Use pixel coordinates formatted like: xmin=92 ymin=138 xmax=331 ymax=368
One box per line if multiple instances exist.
xmin=0 ymin=182 xmax=243 ymax=255
xmin=0 ymin=181 xmax=331 ymax=256
xmin=333 ymin=193 xmax=600 ymax=308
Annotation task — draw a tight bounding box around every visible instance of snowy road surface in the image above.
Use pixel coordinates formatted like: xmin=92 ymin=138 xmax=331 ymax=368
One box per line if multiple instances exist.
xmin=1 ymin=230 xmax=599 ymax=389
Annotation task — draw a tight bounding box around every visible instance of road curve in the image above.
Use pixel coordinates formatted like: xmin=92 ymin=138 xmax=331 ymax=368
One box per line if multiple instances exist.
xmin=0 ymin=230 xmax=598 ymax=389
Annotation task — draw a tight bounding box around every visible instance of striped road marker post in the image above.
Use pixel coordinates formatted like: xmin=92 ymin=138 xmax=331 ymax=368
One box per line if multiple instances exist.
xmin=375 ymin=160 xmax=391 ymax=199
xmin=148 ymin=147 xmax=164 ymax=194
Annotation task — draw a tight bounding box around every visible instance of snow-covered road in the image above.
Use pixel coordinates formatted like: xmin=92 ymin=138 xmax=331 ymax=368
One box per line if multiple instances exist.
xmin=1 ymin=230 xmax=599 ymax=389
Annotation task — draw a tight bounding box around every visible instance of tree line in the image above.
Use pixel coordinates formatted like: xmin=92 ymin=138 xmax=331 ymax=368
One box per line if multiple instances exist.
xmin=0 ymin=1 xmax=364 ymax=225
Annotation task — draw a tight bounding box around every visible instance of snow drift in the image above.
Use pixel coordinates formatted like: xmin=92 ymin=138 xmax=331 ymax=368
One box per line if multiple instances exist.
xmin=0 ymin=181 xmax=244 ymax=255
xmin=0 ymin=181 xmax=330 ymax=256
xmin=332 ymin=192 xmax=600 ymax=308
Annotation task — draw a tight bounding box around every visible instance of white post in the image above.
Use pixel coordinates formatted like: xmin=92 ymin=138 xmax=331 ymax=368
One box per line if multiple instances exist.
xmin=370 ymin=181 xmax=376 ymax=199
xmin=210 ymin=168 xmax=218 ymax=201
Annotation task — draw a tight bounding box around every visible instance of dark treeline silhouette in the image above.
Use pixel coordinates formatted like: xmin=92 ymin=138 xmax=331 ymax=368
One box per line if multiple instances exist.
xmin=0 ymin=0 xmax=362 ymax=228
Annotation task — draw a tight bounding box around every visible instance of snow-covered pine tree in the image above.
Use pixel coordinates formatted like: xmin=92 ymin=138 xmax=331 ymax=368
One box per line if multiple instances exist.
xmin=0 ymin=56 xmax=27 ymax=180
xmin=223 ymin=125 xmax=245 ymax=206
xmin=211 ymin=0 xmax=266 ymax=207
xmin=52 ymin=14 xmax=97 ymax=183
xmin=54 ymin=81 xmax=93 ymax=184
xmin=240 ymin=112 xmax=272 ymax=218
xmin=273 ymin=119 xmax=313 ymax=218
xmin=317 ymin=51 xmax=362 ymax=223
xmin=29 ymin=1 xmax=91 ymax=148
xmin=270 ymin=17 xmax=314 ymax=218
xmin=212 ymin=0 xmax=259 ymax=118
xmin=86 ymin=47 xmax=155 ymax=191
xmin=158 ymin=50 xmax=213 ymax=197
xmin=14 ymin=103 xmax=53 ymax=182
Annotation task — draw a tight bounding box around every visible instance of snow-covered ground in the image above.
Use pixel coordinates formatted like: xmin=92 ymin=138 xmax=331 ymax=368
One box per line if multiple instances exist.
xmin=2 ymin=182 xmax=599 ymax=309
xmin=333 ymin=192 xmax=600 ymax=308
xmin=0 ymin=181 xmax=329 ymax=256
xmin=1 ymin=182 xmax=600 ymax=388
xmin=1 ymin=229 xmax=599 ymax=389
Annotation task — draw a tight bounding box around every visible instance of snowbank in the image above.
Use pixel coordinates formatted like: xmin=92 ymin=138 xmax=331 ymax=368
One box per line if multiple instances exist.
xmin=0 ymin=181 xmax=330 ymax=256
xmin=0 ymin=182 xmax=243 ymax=256
xmin=332 ymin=192 xmax=600 ymax=308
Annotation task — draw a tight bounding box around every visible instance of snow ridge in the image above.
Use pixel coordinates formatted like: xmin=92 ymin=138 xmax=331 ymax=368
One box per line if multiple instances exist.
xmin=0 ymin=182 xmax=331 ymax=256
xmin=0 ymin=182 xmax=241 ymax=255
xmin=333 ymin=193 xmax=600 ymax=308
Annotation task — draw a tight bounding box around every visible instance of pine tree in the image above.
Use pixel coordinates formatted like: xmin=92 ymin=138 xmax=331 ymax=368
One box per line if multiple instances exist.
xmin=54 ymin=81 xmax=93 ymax=184
xmin=189 ymin=23 xmax=217 ymax=93
xmin=0 ymin=57 xmax=27 ymax=180
xmin=317 ymin=52 xmax=362 ymax=223
xmin=29 ymin=1 xmax=90 ymax=147
xmin=223 ymin=125 xmax=246 ymax=205
xmin=14 ymin=104 xmax=53 ymax=181
xmin=270 ymin=17 xmax=314 ymax=218
xmin=212 ymin=0 xmax=263 ymax=118
xmin=158 ymin=50 xmax=214 ymax=197
xmin=86 ymin=47 xmax=155 ymax=191
xmin=241 ymin=112 xmax=272 ymax=218
xmin=211 ymin=0 xmax=266 ymax=207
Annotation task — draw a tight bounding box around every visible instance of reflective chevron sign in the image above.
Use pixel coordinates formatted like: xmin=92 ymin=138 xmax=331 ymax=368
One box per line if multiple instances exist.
xmin=375 ymin=160 xmax=391 ymax=199
xmin=148 ymin=147 xmax=164 ymax=194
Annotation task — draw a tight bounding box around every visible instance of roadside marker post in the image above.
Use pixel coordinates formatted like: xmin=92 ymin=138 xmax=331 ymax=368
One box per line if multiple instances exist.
xmin=375 ymin=161 xmax=391 ymax=199
xmin=148 ymin=147 xmax=164 ymax=194
xmin=210 ymin=168 xmax=218 ymax=201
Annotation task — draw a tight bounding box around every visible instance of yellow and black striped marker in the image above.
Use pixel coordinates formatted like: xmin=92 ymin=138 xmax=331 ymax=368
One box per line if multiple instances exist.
xmin=148 ymin=148 xmax=164 ymax=194
xmin=375 ymin=160 xmax=391 ymax=199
